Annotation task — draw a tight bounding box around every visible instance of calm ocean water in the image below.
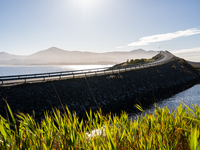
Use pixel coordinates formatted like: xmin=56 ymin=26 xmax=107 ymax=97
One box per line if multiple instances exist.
xmin=0 ymin=65 xmax=113 ymax=76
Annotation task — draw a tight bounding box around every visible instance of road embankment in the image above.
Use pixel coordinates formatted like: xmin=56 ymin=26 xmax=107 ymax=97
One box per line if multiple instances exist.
xmin=0 ymin=58 xmax=199 ymax=121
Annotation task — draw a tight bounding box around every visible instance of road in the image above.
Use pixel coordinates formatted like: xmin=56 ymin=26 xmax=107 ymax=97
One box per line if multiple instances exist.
xmin=0 ymin=51 xmax=174 ymax=86
xmin=153 ymin=51 xmax=174 ymax=63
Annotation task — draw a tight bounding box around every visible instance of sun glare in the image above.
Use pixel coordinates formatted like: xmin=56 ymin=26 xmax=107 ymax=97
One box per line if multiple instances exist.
xmin=81 ymin=0 xmax=93 ymax=4
xmin=72 ymin=0 xmax=100 ymax=10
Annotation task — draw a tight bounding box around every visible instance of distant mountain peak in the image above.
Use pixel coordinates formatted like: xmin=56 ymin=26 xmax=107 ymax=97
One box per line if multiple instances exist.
xmin=47 ymin=46 xmax=60 ymax=50
xmin=0 ymin=51 xmax=10 ymax=55
xmin=0 ymin=47 xmax=158 ymax=65
xmin=45 ymin=47 xmax=67 ymax=52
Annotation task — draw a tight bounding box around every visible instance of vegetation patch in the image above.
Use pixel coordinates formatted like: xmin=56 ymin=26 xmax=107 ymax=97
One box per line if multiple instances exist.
xmin=1 ymin=101 xmax=200 ymax=149
xmin=177 ymin=58 xmax=200 ymax=75
xmin=111 ymin=53 xmax=163 ymax=69
xmin=172 ymin=65 xmax=176 ymax=69
xmin=192 ymin=65 xmax=200 ymax=74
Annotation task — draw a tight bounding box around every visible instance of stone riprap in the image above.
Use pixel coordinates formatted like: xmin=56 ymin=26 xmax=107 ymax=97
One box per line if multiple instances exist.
xmin=0 ymin=58 xmax=199 ymax=121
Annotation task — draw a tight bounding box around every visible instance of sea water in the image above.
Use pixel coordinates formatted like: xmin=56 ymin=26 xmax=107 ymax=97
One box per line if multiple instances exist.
xmin=0 ymin=65 xmax=113 ymax=76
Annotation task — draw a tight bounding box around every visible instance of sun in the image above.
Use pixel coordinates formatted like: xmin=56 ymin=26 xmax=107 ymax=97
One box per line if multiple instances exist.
xmin=72 ymin=0 xmax=99 ymax=10
xmin=79 ymin=0 xmax=95 ymax=8
xmin=81 ymin=0 xmax=93 ymax=4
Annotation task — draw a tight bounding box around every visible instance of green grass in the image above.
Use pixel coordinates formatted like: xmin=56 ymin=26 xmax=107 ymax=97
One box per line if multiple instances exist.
xmin=177 ymin=57 xmax=200 ymax=75
xmin=191 ymin=65 xmax=200 ymax=74
xmin=111 ymin=53 xmax=163 ymax=69
xmin=127 ymin=58 xmax=152 ymax=65
xmin=1 ymin=101 xmax=200 ymax=149
xmin=126 ymin=53 xmax=163 ymax=65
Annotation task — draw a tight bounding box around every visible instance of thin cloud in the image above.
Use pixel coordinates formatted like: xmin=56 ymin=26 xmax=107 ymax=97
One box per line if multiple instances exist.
xmin=173 ymin=47 xmax=200 ymax=54
xmin=127 ymin=28 xmax=200 ymax=46
xmin=116 ymin=46 xmax=127 ymax=49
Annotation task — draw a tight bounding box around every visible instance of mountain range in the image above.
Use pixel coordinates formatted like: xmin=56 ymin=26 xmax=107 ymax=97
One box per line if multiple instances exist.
xmin=0 ymin=47 xmax=158 ymax=65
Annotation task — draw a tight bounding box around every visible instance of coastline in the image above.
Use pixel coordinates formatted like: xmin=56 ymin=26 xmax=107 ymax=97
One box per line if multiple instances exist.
xmin=0 ymin=58 xmax=199 ymax=121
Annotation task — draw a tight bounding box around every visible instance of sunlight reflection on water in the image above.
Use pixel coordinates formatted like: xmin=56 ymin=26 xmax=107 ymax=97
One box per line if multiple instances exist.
xmin=130 ymin=84 xmax=200 ymax=120
xmin=0 ymin=65 xmax=113 ymax=76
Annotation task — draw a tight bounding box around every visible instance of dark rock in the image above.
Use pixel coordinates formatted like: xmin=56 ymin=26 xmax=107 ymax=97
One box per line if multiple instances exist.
xmin=91 ymin=106 xmax=97 ymax=111
xmin=0 ymin=59 xmax=199 ymax=121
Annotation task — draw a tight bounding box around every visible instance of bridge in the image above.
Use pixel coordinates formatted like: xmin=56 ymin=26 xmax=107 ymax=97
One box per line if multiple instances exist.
xmin=0 ymin=51 xmax=174 ymax=86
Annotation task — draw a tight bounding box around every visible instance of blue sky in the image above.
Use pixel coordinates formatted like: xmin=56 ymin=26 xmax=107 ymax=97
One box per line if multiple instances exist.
xmin=0 ymin=0 xmax=200 ymax=61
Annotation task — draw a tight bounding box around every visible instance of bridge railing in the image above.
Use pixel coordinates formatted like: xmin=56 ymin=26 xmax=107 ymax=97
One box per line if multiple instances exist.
xmin=0 ymin=53 xmax=174 ymax=85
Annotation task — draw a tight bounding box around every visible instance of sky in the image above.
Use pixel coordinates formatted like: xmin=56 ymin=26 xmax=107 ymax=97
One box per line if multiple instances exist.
xmin=0 ymin=0 xmax=200 ymax=61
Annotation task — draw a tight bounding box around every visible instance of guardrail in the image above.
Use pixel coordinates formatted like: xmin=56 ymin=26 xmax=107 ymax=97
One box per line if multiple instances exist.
xmin=0 ymin=52 xmax=174 ymax=86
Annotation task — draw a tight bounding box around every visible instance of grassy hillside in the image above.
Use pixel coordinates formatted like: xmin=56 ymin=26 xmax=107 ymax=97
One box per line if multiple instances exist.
xmin=112 ymin=53 xmax=163 ymax=68
xmin=177 ymin=57 xmax=200 ymax=75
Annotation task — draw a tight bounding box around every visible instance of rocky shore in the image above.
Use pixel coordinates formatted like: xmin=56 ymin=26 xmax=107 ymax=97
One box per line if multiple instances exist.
xmin=0 ymin=58 xmax=199 ymax=121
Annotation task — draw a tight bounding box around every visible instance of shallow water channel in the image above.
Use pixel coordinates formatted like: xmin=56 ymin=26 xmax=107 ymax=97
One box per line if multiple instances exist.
xmin=130 ymin=84 xmax=200 ymax=119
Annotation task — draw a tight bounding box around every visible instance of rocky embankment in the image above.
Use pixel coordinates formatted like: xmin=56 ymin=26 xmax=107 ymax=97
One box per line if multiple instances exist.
xmin=0 ymin=58 xmax=199 ymax=121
